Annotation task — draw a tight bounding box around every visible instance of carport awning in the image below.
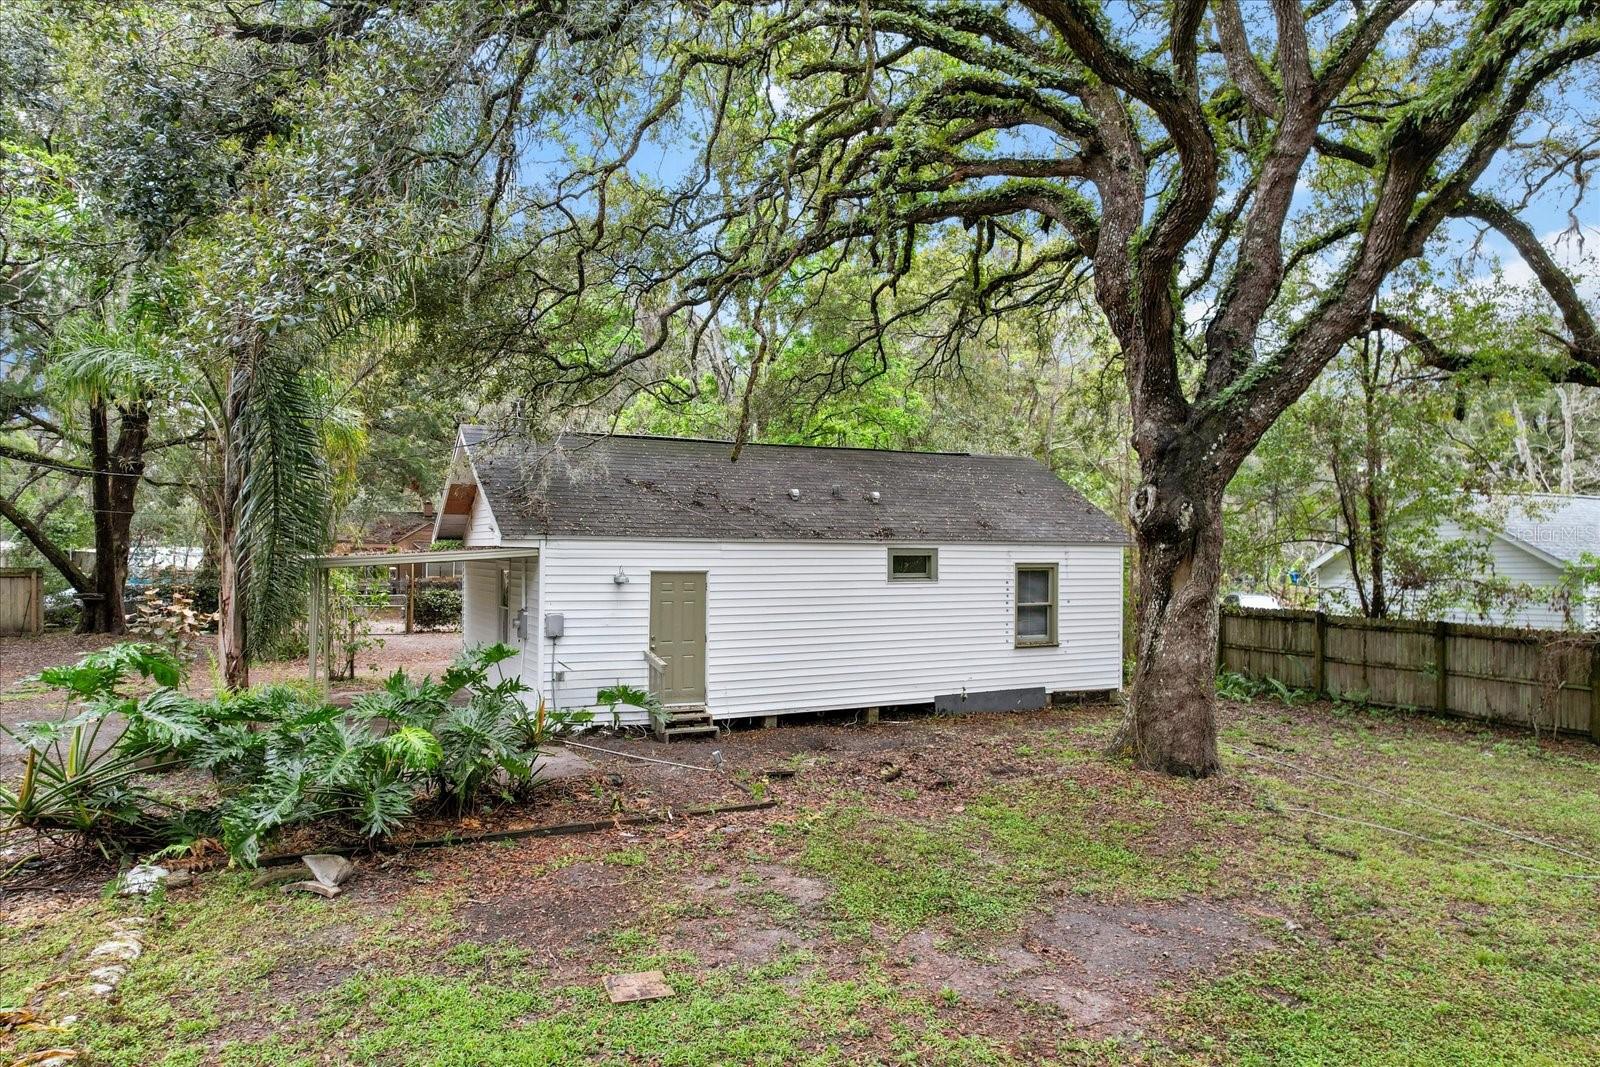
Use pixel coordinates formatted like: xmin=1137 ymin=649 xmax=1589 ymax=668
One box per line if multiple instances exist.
xmin=305 ymin=545 xmax=537 ymax=681
xmin=309 ymin=546 xmax=536 ymax=568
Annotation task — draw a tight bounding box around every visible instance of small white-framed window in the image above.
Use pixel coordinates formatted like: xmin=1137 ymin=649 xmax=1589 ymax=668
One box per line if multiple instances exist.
xmin=1015 ymin=563 xmax=1058 ymax=647
xmin=888 ymin=547 xmax=938 ymax=581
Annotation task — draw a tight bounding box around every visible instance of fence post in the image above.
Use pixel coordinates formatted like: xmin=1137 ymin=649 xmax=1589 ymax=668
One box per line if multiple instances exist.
xmin=1434 ymin=620 xmax=1450 ymax=714
xmin=1313 ymin=611 xmax=1327 ymax=697
xmin=1589 ymin=639 xmax=1600 ymax=744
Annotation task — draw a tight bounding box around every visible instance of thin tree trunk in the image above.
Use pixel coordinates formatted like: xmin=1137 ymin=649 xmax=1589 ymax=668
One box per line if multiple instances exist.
xmin=1557 ymin=385 xmax=1576 ymax=495
xmin=218 ymin=538 xmax=248 ymax=688
xmin=1510 ymin=400 xmax=1543 ymax=489
xmin=81 ymin=400 xmax=152 ymax=634
xmin=1360 ymin=339 xmax=1387 ymax=619
xmin=217 ymin=361 xmax=251 ymax=691
xmin=84 ymin=400 xmax=127 ymax=633
xmin=1110 ymin=480 xmax=1224 ymax=778
xmin=1328 ymin=446 xmax=1372 ymax=617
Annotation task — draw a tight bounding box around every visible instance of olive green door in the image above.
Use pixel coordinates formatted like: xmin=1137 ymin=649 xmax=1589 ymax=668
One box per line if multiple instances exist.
xmin=649 ymin=571 xmax=706 ymax=704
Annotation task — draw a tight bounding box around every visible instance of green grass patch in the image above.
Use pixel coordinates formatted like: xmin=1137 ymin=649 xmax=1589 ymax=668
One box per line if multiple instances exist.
xmin=1167 ymin=718 xmax=1600 ymax=1065
xmin=322 ymin=962 xmax=1016 ymax=1067
xmin=785 ymin=779 xmax=1218 ymax=933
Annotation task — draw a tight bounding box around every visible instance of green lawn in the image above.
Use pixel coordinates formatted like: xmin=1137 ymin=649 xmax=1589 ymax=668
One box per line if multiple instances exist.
xmin=3 ymin=699 xmax=1598 ymax=1065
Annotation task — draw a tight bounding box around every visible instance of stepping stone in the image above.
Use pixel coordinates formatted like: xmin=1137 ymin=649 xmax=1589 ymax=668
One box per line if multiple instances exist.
xmin=602 ymin=971 xmax=674 ymax=1005
xmin=118 ymin=865 xmax=168 ymax=895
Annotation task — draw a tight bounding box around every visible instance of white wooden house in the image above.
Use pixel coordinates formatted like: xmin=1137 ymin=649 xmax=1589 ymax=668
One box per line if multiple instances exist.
xmin=379 ymin=426 xmax=1128 ymax=731
xmin=1309 ymin=494 xmax=1598 ymax=630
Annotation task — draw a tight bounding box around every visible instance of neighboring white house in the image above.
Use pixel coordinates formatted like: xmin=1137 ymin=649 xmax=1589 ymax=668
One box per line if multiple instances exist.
xmin=418 ymin=426 xmax=1127 ymax=728
xmin=1309 ymin=494 xmax=1599 ymax=630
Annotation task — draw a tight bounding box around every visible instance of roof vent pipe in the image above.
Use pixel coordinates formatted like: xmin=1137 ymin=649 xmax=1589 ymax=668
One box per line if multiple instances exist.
xmin=788 ymin=488 xmax=801 ymax=500
xmin=868 ymin=491 xmax=881 ymax=504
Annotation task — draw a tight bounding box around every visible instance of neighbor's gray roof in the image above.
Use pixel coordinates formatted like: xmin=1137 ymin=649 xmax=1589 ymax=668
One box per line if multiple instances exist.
xmin=1308 ymin=492 xmax=1600 ymax=572
xmin=1496 ymin=494 xmax=1600 ymax=564
xmin=457 ymin=426 xmax=1127 ymax=545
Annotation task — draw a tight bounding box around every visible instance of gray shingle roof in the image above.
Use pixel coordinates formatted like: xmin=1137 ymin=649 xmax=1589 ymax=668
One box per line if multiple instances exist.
xmin=1495 ymin=494 xmax=1600 ymax=564
xmin=458 ymin=426 xmax=1127 ymax=546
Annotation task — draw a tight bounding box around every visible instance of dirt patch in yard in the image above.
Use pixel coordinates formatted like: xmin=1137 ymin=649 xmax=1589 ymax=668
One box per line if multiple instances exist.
xmin=459 ymin=858 xmax=646 ymax=969
xmin=663 ymin=861 xmax=838 ymax=969
xmin=893 ymin=898 xmax=1275 ymax=1036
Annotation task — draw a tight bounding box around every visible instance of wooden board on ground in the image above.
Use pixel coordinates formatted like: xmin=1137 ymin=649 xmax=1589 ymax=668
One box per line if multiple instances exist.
xmin=603 ymin=970 xmax=674 ymax=1005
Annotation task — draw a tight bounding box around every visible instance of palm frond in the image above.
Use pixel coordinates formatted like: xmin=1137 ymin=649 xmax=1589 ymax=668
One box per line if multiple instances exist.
xmin=236 ymin=352 xmax=331 ymax=646
xmin=48 ymin=318 xmax=180 ymax=404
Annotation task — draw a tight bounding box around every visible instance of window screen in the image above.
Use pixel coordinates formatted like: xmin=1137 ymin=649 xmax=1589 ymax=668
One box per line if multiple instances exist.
xmin=1015 ymin=564 xmax=1058 ymax=646
xmin=888 ymin=548 xmax=938 ymax=581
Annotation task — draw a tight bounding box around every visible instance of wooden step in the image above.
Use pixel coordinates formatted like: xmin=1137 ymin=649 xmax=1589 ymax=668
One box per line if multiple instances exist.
xmin=663 ymin=724 xmax=718 ymax=739
xmin=653 ymin=706 xmax=717 ymax=741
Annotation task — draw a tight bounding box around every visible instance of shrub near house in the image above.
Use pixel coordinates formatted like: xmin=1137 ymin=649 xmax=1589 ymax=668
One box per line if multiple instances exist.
xmin=411 ymin=583 xmax=462 ymax=631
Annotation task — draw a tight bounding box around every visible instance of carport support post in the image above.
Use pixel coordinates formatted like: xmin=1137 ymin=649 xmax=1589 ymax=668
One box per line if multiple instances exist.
xmin=307 ymin=565 xmax=320 ymax=683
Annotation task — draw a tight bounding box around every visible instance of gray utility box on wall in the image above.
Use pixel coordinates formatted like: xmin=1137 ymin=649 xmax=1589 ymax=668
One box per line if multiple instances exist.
xmin=543 ymin=613 xmax=565 ymax=639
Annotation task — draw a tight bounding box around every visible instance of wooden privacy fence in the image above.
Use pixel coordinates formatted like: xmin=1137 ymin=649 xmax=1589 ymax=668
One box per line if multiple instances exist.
xmin=0 ymin=568 xmax=44 ymax=635
xmin=1218 ymin=607 xmax=1600 ymax=741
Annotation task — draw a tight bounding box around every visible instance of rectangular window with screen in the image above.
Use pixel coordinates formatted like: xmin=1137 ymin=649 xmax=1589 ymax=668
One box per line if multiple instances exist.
xmin=1015 ymin=563 xmax=1058 ymax=646
xmin=888 ymin=548 xmax=938 ymax=581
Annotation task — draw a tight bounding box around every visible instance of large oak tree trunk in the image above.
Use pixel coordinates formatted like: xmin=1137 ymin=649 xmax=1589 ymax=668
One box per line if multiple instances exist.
xmin=1110 ymin=480 xmax=1225 ymax=778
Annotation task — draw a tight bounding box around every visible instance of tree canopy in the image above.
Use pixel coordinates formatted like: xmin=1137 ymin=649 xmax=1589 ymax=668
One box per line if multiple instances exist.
xmin=3 ymin=2 xmax=1597 ymax=776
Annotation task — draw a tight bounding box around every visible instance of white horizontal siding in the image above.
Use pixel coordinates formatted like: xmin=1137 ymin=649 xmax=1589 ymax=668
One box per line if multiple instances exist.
xmin=462 ymin=561 xmax=500 ymax=649
xmin=461 ymin=556 xmax=541 ymax=684
xmin=524 ymin=538 xmax=1124 ymax=721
